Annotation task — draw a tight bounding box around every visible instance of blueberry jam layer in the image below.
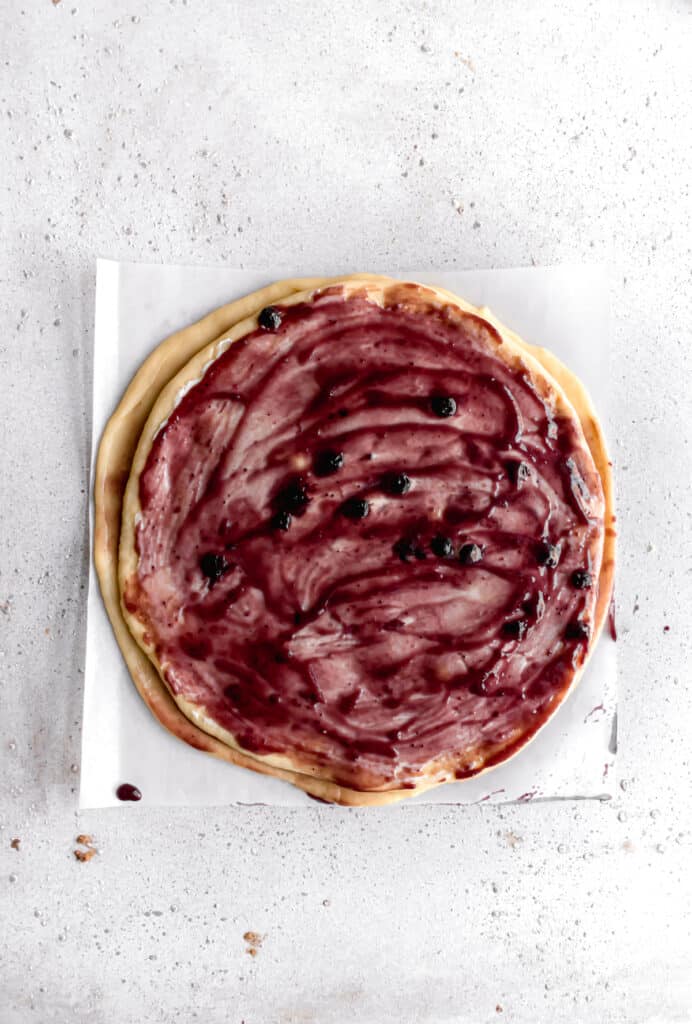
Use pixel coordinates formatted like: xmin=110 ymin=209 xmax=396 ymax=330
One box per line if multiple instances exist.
xmin=126 ymin=285 xmax=604 ymax=789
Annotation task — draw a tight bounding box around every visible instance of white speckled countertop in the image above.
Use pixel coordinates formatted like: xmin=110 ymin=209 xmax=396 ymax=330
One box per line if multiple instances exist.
xmin=1 ymin=2 xmax=691 ymax=1022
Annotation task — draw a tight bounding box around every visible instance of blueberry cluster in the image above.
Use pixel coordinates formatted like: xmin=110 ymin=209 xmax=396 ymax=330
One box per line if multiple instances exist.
xmin=269 ymin=392 xmax=463 ymax=533
xmin=395 ymin=534 xmax=485 ymax=565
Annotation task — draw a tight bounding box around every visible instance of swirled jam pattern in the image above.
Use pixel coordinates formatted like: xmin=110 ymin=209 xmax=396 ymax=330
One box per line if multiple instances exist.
xmin=127 ymin=285 xmax=604 ymax=789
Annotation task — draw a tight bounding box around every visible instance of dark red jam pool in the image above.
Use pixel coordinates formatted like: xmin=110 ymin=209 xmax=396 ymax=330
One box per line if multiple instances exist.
xmin=116 ymin=783 xmax=142 ymax=802
xmin=125 ymin=284 xmax=605 ymax=790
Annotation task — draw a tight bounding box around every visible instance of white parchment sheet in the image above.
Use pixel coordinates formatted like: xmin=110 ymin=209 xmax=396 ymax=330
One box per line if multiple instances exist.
xmin=81 ymin=262 xmax=616 ymax=808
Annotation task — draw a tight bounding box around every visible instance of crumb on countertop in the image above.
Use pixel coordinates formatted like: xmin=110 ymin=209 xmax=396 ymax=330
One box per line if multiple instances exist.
xmin=243 ymin=930 xmax=264 ymax=956
xmin=73 ymin=834 xmax=97 ymax=862
xmin=74 ymin=847 xmax=97 ymax=862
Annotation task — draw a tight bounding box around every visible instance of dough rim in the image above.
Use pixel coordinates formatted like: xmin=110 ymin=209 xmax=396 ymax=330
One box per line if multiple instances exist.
xmin=95 ymin=275 xmax=615 ymax=806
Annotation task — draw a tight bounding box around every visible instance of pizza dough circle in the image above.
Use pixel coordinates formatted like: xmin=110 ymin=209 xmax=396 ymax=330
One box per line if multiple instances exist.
xmin=95 ymin=275 xmax=615 ymax=805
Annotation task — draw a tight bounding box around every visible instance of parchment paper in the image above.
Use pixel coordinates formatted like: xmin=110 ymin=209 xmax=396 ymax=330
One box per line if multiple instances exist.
xmin=81 ymin=261 xmax=616 ymax=808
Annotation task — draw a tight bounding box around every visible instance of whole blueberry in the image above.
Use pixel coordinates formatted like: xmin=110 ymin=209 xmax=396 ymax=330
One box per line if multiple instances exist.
xmin=382 ymin=471 xmax=411 ymax=496
xmin=271 ymin=511 xmax=292 ymax=531
xmin=199 ymin=552 xmax=230 ymax=584
xmin=276 ymin=478 xmax=310 ymax=516
xmin=459 ymin=542 xmax=483 ymax=565
xmin=314 ymin=449 xmax=344 ymax=477
xmin=258 ymin=306 xmax=282 ymax=330
xmin=341 ymin=496 xmax=370 ymax=520
xmin=565 ymin=620 xmax=590 ymax=641
xmin=394 ymin=537 xmax=415 ymax=562
xmin=430 ymin=395 xmax=457 ymax=418
xmin=571 ymin=569 xmax=592 ymax=589
xmin=536 ymin=542 xmax=560 ymax=568
xmin=430 ymin=534 xmax=454 ymax=558
xmin=506 ymin=460 xmax=530 ymax=484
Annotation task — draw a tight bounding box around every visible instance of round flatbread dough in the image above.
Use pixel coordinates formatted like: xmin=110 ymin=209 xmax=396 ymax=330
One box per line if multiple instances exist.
xmin=95 ymin=275 xmax=615 ymax=805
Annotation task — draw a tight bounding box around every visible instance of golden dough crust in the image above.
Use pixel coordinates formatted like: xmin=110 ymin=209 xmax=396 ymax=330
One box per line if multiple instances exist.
xmin=94 ymin=275 xmax=615 ymax=806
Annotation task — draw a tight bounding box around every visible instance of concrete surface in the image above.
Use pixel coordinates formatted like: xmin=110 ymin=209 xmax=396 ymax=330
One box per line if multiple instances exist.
xmin=1 ymin=1 xmax=691 ymax=1022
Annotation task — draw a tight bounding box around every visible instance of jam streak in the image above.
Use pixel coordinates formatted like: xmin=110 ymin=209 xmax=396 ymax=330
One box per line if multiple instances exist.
xmin=131 ymin=289 xmax=604 ymax=788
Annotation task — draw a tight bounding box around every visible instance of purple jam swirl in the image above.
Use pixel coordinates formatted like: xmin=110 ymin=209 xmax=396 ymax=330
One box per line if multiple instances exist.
xmin=125 ymin=285 xmax=604 ymax=789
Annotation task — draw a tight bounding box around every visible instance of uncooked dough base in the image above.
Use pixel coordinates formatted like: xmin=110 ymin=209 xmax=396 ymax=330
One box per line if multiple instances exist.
xmin=94 ymin=275 xmax=615 ymax=806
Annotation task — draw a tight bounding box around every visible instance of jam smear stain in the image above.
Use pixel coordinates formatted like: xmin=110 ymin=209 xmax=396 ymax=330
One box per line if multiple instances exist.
xmin=471 ymin=788 xmax=506 ymax=804
xmin=116 ymin=783 xmax=142 ymax=802
xmin=131 ymin=289 xmax=606 ymax=789
xmin=608 ymin=598 xmax=617 ymax=641
xmin=180 ymin=635 xmax=212 ymax=660
xmin=583 ymin=702 xmax=605 ymax=723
